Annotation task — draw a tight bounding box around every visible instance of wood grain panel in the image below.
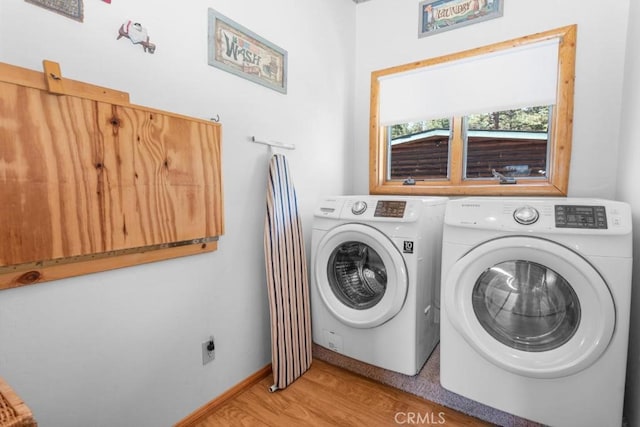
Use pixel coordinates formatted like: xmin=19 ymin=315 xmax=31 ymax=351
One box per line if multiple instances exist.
xmin=0 ymin=60 xmax=223 ymax=289
xmin=97 ymin=103 xmax=223 ymax=251
xmin=0 ymin=81 xmax=103 ymax=265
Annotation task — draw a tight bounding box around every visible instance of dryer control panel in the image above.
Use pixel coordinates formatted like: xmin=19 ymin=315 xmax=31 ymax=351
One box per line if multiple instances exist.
xmin=444 ymin=197 xmax=630 ymax=235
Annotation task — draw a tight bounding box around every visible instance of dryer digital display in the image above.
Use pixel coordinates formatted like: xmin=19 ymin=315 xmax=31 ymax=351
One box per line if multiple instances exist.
xmin=555 ymin=205 xmax=607 ymax=229
xmin=374 ymin=201 xmax=406 ymax=218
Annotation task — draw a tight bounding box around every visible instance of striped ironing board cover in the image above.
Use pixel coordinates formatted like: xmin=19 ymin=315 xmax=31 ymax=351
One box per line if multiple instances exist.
xmin=263 ymin=153 xmax=312 ymax=391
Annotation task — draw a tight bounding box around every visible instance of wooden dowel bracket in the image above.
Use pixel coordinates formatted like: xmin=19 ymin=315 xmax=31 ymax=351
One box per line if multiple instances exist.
xmin=43 ymin=59 xmax=66 ymax=94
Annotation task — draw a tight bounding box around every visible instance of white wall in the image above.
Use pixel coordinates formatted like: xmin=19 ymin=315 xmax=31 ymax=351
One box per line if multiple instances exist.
xmin=352 ymin=0 xmax=630 ymax=198
xmin=0 ymin=1 xmax=353 ymax=426
xmin=618 ymin=0 xmax=640 ymax=425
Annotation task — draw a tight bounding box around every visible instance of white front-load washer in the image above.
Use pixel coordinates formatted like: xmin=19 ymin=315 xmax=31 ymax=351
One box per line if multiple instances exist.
xmin=440 ymin=197 xmax=632 ymax=427
xmin=311 ymin=195 xmax=447 ymax=375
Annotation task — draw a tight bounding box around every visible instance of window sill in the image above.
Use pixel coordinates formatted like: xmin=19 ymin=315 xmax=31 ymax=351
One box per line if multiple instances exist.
xmin=369 ymin=180 xmax=567 ymax=197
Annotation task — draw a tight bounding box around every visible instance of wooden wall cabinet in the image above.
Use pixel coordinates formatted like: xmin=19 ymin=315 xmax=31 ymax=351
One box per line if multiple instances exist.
xmin=0 ymin=61 xmax=224 ymax=290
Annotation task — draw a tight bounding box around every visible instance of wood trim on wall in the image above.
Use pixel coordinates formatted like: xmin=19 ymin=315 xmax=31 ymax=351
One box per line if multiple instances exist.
xmin=174 ymin=364 xmax=272 ymax=427
xmin=0 ymin=241 xmax=218 ymax=291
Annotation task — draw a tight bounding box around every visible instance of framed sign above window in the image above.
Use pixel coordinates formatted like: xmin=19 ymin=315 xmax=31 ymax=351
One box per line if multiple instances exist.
xmin=369 ymin=25 xmax=577 ymax=196
xmin=419 ymin=0 xmax=503 ymax=38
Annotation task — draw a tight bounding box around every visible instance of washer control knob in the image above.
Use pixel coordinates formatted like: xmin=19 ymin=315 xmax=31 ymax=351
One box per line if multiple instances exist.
xmin=351 ymin=201 xmax=367 ymax=215
xmin=513 ymin=206 xmax=539 ymax=225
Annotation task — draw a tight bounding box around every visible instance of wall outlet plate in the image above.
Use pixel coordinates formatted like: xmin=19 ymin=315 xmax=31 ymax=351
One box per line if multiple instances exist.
xmin=202 ymin=337 xmax=215 ymax=365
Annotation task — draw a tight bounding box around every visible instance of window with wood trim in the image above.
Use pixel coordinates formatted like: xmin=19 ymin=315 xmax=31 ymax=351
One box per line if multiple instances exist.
xmin=369 ymin=25 xmax=576 ymax=196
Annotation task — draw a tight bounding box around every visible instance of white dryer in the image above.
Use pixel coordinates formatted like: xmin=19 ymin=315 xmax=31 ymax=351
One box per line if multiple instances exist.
xmin=311 ymin=196 xmax=447 ymax=375
xmin=440 ymin=197 xmax=632 ymax=427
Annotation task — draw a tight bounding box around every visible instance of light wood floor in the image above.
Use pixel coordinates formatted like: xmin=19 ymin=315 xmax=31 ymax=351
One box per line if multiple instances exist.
xmin=195 ymin=360 xmax=491 ymax=426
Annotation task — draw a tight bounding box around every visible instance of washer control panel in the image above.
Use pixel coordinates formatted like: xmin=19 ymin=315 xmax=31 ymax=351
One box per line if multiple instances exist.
xmin=513 ymin=206 xmax=539 ymax=225
xmin=555 ymin=205 xmax=607 ymax=229
xmin=374 ymin=200 xmax=407 ymax=218
xmin=351 ymin=201 xmax=367 ymax=215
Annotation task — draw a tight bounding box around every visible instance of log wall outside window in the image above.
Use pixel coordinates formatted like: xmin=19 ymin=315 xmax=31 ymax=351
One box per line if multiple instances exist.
xmin=390 ymin=136 xmax=546 ymax=180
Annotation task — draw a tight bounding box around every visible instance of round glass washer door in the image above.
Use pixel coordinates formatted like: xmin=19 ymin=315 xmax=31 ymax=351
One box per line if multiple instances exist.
xmin=444 ymin=236 xmax=615 ymax=379
xmin=314 ymin=223 xmax=408 ymax=328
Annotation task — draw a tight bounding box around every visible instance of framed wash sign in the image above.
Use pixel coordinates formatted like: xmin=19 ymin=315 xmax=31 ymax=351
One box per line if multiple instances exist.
xmin=418 ymin=0 xmax=503 ymax=38
xmin=208 ymin=8 xmax=287 ymax=94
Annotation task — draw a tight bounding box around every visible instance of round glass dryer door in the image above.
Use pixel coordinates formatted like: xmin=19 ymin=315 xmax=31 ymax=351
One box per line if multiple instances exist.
xmin=444 ymin=236 xmax=615 ymax=379
xmin=472 ymin=260 xmax=581 ymax=352
xmin=314 ymin=223 xmax=408 ymax=328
